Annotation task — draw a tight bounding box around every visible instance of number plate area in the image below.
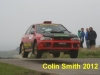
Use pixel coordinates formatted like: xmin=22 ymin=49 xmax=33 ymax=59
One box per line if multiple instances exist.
xmin=53 ymin=42 xmax=71 ymax=48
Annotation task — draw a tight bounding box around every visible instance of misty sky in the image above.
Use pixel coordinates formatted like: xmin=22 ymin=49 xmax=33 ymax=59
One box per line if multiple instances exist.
xmin=0 ymin=0 xmax=100 ymax=51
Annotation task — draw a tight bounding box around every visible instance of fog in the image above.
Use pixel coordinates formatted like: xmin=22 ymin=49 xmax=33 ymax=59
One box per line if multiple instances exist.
xmin=0 ymin=0 xmax=100 ymax=51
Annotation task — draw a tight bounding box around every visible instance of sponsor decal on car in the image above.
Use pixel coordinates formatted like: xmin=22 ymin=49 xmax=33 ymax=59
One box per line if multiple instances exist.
xmin=54 ymin=34 xmax=69 ymax=36
xmin=24 ymin=43 xmax=31 ymax=47
xmin=40 ymin=24 xmax=58 ymax=26
xmin=29 ymin=35 xmax=33 ymax=39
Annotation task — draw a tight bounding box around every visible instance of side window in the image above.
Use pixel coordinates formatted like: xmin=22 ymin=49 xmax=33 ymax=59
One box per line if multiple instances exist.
xmin=30 ymin=27 xmax=35 ymax=34
xmin=25 ymin=25 xmax=32 ymax=35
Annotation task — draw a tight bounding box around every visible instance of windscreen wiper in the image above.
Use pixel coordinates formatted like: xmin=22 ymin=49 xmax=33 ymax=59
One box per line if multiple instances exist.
xmin=42 ymin=31 xmax=50 ymax=33
xmin=50 ymin=30 xmax=64 ymax=33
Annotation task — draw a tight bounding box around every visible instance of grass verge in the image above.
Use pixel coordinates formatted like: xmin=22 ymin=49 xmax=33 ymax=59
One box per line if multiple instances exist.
xmin=0 ymin=62 xmax=57 ymax=75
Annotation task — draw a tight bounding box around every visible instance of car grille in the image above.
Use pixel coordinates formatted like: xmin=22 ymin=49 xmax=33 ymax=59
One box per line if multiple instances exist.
xmin=53 ymin=43 xmax=71 ymax=48
xmin=53 ymin=37 xmax=70 ymax=40
xmin=73 ymin=43 xmax=78 ymax=48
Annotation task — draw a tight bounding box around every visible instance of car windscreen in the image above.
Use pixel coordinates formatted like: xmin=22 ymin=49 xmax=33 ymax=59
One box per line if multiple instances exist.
xmin=36 ymin=24 xmax=69 ymax=33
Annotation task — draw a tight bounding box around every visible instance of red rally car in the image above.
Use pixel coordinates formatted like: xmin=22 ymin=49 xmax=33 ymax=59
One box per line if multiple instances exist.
xmin=19 ymin=21 xmax=80 ymax=58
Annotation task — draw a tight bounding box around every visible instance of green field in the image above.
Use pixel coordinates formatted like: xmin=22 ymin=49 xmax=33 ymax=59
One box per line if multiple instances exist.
xmin=29 ymin=48 xmax=100 ymax=58
xmin=0 ymin=62 xmax=57 ymax=75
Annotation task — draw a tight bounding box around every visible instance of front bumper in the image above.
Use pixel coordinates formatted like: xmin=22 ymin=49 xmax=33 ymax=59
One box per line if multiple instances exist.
xmin=37 ymin=40 xmax=80 ymax=51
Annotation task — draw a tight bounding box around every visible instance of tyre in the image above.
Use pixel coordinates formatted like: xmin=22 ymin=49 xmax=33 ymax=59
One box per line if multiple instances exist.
xmin=52 ymin=52 xmax=60 ymax=58
xmin=69 ymin=50 xmax=78 ymax=58
xmin=21 ymin=44 xmax=29 ymax=58
xmin=33 ymin=42 xmax=43 ymax=58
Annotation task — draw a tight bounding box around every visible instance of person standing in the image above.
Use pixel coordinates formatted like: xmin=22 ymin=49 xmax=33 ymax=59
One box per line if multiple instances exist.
xmin=88 ymin=27 xmax=97 ymax=49
xmin=85 ymin=28 xmax=90 ymax=49
xmin=80 ymin=28 xmax=85 ymax=48
xmin=78 ymin=30 xmax=81 ymax=39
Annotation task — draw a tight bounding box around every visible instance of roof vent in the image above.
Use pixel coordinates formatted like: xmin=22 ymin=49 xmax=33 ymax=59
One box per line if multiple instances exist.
xmin=43 ymin=21 xmax=52 ymax=24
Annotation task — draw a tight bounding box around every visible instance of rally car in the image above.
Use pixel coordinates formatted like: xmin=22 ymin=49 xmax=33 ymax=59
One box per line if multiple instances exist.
xmin=19 ymin=21 xmax=80 ymax=58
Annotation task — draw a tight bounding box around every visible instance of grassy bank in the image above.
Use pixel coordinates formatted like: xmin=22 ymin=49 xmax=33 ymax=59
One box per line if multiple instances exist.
xmin=0 ymin=62 xmax=57 ymax=75
xmin=77 ymin=48 xmax=100 ymax=58
xmin=29 ymin=48 xmax=100 ymax=58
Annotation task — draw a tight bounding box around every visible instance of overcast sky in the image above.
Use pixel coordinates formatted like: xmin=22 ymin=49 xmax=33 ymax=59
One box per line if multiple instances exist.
xmin=0 ymin=0 xmax=100 ymax=51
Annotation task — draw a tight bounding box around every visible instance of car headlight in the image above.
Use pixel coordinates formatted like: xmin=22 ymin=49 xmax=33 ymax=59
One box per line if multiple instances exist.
xmin=71 ymin=37 xmax=80 ymax=41
xmin=40 ymin=37 xmax=52 ymax=40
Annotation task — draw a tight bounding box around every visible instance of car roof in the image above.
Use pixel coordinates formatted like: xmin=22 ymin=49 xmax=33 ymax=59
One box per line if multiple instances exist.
xmin=33 ymin=23 xmax=61 ymax=25
xmin=31 ymin=21 xmax=62 ymax=26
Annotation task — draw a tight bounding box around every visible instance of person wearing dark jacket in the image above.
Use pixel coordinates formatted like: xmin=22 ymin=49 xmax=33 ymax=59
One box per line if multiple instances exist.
xmin=85 ymin=28 xmax=90 ymax=49
xmin=88 ymin=27 xmax=97 ymax=49
xmin=80 ymin=28 xmax=85 ymax=48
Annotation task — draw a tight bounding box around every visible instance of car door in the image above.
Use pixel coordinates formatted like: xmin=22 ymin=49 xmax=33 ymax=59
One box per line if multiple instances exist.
xmin=22 ymin=25 xmax=33 ymax=49
xmin=26 ymin=25 xmax=35 ymax=49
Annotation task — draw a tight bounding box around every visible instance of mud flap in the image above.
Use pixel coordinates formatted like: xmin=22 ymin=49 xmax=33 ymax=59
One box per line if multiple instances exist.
xmin=19 ymin=44 xmax=21 ymax=54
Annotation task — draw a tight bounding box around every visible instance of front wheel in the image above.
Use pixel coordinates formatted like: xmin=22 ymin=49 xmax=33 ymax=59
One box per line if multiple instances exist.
xmin=33 ymin=42 xmax=43 ymax=58
xmin=21 ymin=44 xmax=29 ymax=58
xmin=69 ymin=50 xmax=78 ymax=58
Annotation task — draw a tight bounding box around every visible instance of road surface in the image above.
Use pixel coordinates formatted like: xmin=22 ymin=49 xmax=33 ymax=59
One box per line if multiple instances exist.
xmin=0 ymin=58 xmax=100 ymax=75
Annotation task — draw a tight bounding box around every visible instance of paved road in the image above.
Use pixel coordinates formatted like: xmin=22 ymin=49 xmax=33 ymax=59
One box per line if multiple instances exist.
xmin=0 ymin=58 xmax=100 ymax=75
